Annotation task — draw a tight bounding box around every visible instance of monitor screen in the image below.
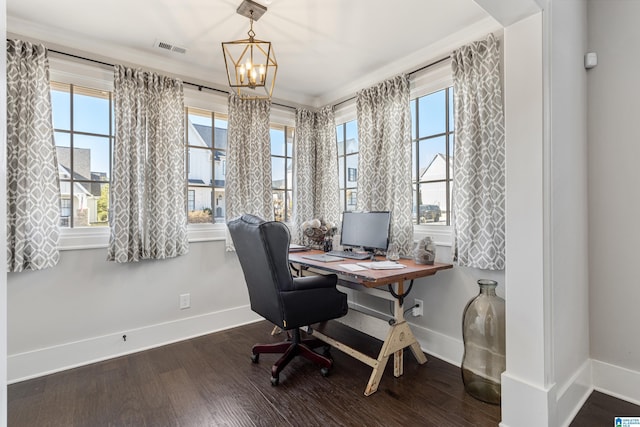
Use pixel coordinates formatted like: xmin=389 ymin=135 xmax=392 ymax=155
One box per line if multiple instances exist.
xmin=340 ymin=211 xmax=391 ymax=251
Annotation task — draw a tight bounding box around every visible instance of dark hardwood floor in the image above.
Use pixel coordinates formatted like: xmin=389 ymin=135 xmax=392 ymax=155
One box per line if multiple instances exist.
xmin=7 ymin=321 xmax=638 ymax=426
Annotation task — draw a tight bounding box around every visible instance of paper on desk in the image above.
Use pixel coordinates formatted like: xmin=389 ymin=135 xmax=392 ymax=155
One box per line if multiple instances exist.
xmin=340 ymin=263 xmax=368 ymax=272
xmin=357 ymin=261 xmax=406 ymax=270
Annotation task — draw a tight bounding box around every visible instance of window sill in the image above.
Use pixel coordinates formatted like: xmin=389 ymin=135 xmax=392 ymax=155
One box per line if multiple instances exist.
xmin=58 ymin=223 xmax=228 ymax=251
xmin=58 ymin=223 xmax=452 ymax=251
xmin=413 ymin=224 xmax=453 ymax=247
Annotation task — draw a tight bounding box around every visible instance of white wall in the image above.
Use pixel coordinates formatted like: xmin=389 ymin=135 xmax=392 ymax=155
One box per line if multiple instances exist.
xmin=549 ymin=0 xmax=592 ymax=423
xmin=7 ymin=240 xmax=260 ymax=381
xmin=587 ymin=0 xmax=640 ymax=403
xmin=501 ymin=12 xmax=551 ymax=427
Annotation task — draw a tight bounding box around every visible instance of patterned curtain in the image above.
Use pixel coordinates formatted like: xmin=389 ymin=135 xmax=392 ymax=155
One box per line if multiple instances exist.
xmin=356 ymin=75 xmax=413 ymax=255
xmin=108 ymin=65 xmax=188 ymax=263
xmin=6 ymin=40 xmax=60 ymax=272
xmin=225 ymin=94 xmax=272 ymax=251
xmin=451 ymin=33 xmax=505 ymax=270
xmin=291 ymin=107 xmax=340 ymax=244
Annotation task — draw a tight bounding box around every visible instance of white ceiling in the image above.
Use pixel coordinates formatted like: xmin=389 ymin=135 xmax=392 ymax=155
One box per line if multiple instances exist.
xmin=7 ymin=0 xmax=500 ymax=107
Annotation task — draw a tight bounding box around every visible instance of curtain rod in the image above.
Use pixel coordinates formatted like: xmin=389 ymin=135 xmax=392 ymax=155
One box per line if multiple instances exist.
xmin=332 ymin=55 xmax=451 ymax=109
xmin=46 ymin=48 xmax=298 ymax=111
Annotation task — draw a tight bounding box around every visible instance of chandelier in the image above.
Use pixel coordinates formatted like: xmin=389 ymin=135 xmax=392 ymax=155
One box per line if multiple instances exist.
xmin=222 ymin=0 xmax=278 ymax=99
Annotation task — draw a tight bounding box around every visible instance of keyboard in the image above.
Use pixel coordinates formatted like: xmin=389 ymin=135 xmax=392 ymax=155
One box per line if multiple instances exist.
xmin=326 ymin=250 xmax=372 ymax=260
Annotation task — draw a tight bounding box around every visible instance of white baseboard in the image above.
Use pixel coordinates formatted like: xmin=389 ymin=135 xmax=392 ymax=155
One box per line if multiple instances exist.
xmin=8 ymin=305 xmax=261 ymax=383
xmin=592 ymin=359 xmax=640 ymax=406
xmin=499 ymin=372 xmax=555 ymax=427
xmin=555 ymin=360 xmax=593 ymax=427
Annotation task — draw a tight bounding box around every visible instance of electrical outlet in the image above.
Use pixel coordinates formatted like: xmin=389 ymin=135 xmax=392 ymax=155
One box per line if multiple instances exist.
xmin=413 ymin=299 xmax=423 ymax=317
xmin=179 ymin=293 xmax=191 ymax=309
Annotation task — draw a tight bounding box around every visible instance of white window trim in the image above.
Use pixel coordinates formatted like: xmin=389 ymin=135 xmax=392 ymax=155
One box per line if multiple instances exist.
xmin=52 ymin=56 xmax=297 ymax=251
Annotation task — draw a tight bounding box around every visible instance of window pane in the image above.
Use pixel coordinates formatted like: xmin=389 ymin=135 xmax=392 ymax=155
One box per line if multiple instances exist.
xmin=60 ymin=197 xmax=71 ymax=227
xmin=336 ymin=125 xmax=345 ymax=156
xmin=338 ymin=159 xmax=345 ymax=189
xmin=188 ymin=109 xmax=212 ymax=147
xmin=214 ymin=117 xmax=228 ymax=149
xmin=273 ymin=190 xmax=285 ymax=222
xmin=271 ymin=128 xmax=285 ymax=156
xmin=339 ymin=189 xmax=345 ymax=213
xmin=272 ymin=157 xmax=286 ymax=189
xmin=73 ymin=134 xmax=111 ymax=181
xmin=73 ymin=86 xmax=110 ymax=135
xmin=412 ymin=143 xmax=417 ymax=181
xmin=188 ymin=147 xmax=212 ymax=185
xmin=418 ymin=90 xmax=446 ymax=137
xmin=418 ymin=136 xmax=446 ymax=182
xmin=213 ymin=188 xmax=225 ymax=223
xmin=346 ymin=154 xmax=358 ymax=186
xmin=285 ymin=190 xmax=293 ymax=222
xmin=213 ymin=150 xmax=226 ymax=187
xmin=188 ymin=187 xmax=213 ymax=224
xmin=345 ymin=121 xmax=358 ymax=154
xmin=70 ymin=181 xmax=109 ymax=227
xmin=286 ymin=158 xmax=292 ymax=190
xmin=51 ymin=83 xmax=70 ymax=130
xmin=410 ymin=100 xmax=416 ymax=140
xmin=449 ymin=88 xmax=455 ymax=131
xmin=286 ymin=128 xmax=294 ymax=157
xmin=346 ymin=189 xmax=357 ymax=211
xmin=418 ymin=182 xmax=446 ymax=224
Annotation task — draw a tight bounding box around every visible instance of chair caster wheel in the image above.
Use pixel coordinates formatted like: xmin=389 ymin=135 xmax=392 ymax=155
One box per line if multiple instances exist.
xmin=320 ymin=367 xmax=330 ymax=377
xmin=270 ymin=376 xmax=279 ymax=386
xmin=251 ymin=354 xmax=259 ymax=363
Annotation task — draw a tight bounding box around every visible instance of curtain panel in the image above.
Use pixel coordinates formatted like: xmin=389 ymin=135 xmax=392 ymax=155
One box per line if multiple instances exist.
xmin=108 ymin=65 xmax=188 ymax=263
xmin=225 ymin=94 xmax=272 ymax=251
xmin=6 ymin=40 xmax=60 ymax=272
xmin=451 ymin=33 xmax=506 ymax=270
xmin=291 ymin=107 xmax=340 ymax=245
xmin=356 ymin=75 xmax=413 ymax=255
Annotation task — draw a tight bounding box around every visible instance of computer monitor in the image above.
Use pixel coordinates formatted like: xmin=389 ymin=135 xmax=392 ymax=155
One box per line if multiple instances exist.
xmin=340 ymin=211 xmax=391 ymax=252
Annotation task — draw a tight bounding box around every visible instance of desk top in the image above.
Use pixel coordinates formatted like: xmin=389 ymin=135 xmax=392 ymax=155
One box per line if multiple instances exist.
xmin=288 ymin=250 xmax=453 ymax=288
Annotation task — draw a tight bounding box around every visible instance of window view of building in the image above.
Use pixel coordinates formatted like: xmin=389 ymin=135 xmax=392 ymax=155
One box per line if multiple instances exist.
xmin=51 ymin=82 xmax=112 ymax=228
xmin=411 ymin=87 xmax=454 ymax=225
xmin=186 ymin=107 xmax=228 ymax=224
xmin=271 ymin=125 xmax=293 ymax=222
xmin=336 ymin=120 xmax=358 ymax=212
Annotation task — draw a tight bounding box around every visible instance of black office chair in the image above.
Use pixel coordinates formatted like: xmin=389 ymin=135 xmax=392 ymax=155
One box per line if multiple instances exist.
xmin=228 ymin=214 xmax=349 ymax=386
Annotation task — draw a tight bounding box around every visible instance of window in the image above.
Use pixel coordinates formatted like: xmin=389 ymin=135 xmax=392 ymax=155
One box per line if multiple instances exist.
xmin=185 ymin=107 xmax=228 ymax=224
xmin=51 ymin=82 xmax=112 ymax=228
xmin=336 ymin=120 xmax=358 ymax=212
xmin=271 ymin=125 xmax=293 ymax=222
xmin=411 ymin=87 xmax=454 ymax=225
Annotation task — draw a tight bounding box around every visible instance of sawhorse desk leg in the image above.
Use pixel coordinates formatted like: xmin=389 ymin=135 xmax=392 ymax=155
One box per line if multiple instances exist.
xmin=364 ymin=280 xmax=428 ymax=396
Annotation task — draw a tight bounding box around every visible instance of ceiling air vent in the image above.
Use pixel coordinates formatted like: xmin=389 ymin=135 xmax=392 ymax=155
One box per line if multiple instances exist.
xmin=154 ymin=40 xmax=187 ymax=54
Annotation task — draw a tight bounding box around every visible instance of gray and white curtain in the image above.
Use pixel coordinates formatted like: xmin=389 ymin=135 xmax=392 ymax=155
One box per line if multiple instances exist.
xmin=291 ymin=106 xmax=340 ymax=244
xmin=451 ymin=33 xmax=505 ymax=270
xmin=225 ymin=94 xmax=272 ymax=250
xmin=356 ymin=75 xmax=413 ymax=255
xmin=7 ymin=40 xmax=60 ymax=272
xmin=108 ymin=65 xmax=188 ymax=263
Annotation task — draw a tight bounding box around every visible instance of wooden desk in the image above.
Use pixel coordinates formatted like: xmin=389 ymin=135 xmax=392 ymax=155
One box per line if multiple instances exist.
xmin=288 ymin=250 xmax=452 ymax=396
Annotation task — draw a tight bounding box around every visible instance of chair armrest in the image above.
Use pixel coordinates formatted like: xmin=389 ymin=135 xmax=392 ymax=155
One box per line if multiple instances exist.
xmin=292 ymin=274 xmax=338 ymax=291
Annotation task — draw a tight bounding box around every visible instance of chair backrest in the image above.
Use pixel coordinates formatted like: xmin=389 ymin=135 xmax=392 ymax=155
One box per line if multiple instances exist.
xmin=227 ymin=214 xmax=294 ymax=326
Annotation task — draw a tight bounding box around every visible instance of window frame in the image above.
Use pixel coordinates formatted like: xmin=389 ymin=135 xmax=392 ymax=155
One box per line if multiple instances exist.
xmin=50 ymin=57 xmax=298 ymax=249
xmin=333 ymin=61 xmax=454 ymax=246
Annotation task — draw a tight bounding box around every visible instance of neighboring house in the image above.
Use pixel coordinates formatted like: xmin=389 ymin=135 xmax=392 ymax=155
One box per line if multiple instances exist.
xmin=188 ymin=121 xmax=227 ymax=222
xmin=418 ymin=153 xmax=450 ymax=210
xmin=56 ymin=147 xmax=104 ymax=226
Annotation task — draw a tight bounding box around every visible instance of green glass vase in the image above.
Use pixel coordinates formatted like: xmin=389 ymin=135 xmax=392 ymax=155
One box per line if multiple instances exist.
xmin=461 ymin=279 xmax=506 ymax=405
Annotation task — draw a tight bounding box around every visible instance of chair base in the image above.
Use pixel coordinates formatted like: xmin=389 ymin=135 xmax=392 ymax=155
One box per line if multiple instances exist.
xmin=251 ymin=328 xmax=332 ymax=385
